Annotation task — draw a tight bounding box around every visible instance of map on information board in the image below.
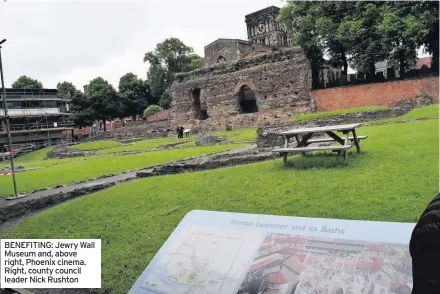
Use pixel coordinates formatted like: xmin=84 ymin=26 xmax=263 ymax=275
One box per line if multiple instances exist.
xmin=128 ymin=210 xmax=415 ymax=294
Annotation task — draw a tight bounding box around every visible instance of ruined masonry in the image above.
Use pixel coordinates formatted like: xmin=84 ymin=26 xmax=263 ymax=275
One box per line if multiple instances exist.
xmin=169 ymin=6 xmax=314 ymax=132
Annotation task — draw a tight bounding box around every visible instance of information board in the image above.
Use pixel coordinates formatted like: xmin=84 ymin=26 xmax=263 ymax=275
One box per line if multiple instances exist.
xmin=129 ymin=210 xmax=415 ymax=294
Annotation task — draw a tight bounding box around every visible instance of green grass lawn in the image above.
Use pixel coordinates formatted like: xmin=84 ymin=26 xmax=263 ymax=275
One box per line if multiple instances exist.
xmin=292 ymin=105 xmax=387 ymax=121
xmin=0 ymin=144 xmax=244 ymax=197
xmin=0 ymin=147 xmax=56 ymax=169
xmin=73 ymin=140 xmax=120 ymax=151
xmin=1 ymin=120 xmax=438 ymax=293
xmin=215 ymin=128 xmax=257 ymax=142
xmin=97 ymin=137 xmax=195 ymax=154
xmin=368 ymin=104 xmax=439 ymax=124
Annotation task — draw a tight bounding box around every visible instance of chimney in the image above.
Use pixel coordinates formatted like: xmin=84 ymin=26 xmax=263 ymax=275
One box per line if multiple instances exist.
xmin=83 ymin=84 xmax=88 ymax=94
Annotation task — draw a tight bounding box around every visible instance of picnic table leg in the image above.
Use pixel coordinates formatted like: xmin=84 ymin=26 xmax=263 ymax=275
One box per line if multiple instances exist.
xmin=294 ymin=135 xmax=307 ymax=155
xmin=352 ymin=129 xmax=361 ymax=153
xmin=343 ymin=131 xmax=349 ymax=162
xmin=283 ymin=135 xmax=289 ymax=165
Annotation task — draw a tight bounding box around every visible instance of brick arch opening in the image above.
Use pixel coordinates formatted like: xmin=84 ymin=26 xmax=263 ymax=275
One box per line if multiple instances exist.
xmin=237 ymin=85 xmax=258 ymax=113
xmin=191 ymin=88 xmax=208 ymax=120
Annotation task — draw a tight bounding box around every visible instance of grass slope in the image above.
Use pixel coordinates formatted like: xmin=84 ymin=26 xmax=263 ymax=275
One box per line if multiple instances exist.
xmin=292 ymin=106 xmax=387 ymax=121
xmin=0 ymin=144 xmax=243 ymax=197
xmin=370 ymin=104 xmax=439 ymax=124
xmin=1 ymin=120 xmax=438 ymax=293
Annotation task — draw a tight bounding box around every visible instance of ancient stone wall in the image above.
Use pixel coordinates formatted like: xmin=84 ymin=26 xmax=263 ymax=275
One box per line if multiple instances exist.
xmin=171 ymin=47 xmax=313 ymax=132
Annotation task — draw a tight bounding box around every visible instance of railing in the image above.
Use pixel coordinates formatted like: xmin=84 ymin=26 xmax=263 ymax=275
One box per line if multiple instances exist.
xmin=314 ymin=67 xmax=437 ymax=90
xmin=0 ymin=108 xmax=61 ymax=116
xmin=2 ymin=121 xmax=75 ymax=132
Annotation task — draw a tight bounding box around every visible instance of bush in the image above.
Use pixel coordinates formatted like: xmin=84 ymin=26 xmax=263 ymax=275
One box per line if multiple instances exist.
xmin=143 ymin=105 xmax=164 ymax=117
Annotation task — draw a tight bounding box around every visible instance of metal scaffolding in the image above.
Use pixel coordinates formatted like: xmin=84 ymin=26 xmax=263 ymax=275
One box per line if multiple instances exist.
xmin=0 ymin=88 xmax=74 ymax=157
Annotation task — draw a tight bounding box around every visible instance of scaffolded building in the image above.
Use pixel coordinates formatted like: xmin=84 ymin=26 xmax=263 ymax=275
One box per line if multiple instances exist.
xmin=0 ymin=88 xmax=74 ymax=153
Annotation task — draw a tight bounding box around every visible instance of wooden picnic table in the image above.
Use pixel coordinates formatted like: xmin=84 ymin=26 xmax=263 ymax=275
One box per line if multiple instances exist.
xmin=273 ymin=123 xmax=367 ymax=165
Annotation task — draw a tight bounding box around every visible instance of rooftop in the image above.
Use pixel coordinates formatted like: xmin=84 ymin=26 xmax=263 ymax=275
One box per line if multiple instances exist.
xmin=204 ymin=38 xmax=250 ymax=50
xmin=245 ymin=6 xmax=280 ymax=21
xmin=249 ymin=253 xmax=283 ymax=272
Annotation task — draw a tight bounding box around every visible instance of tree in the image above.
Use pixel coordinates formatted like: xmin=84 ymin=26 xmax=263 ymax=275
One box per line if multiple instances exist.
xmin=159 ymin=89 xmax=172 ymax=109
xmin=118 ymin=73 xmax=153 ymax=120
xmin=314 ymin=2 xmax=356 ymax=75
xmin=182 ymin=54 xmax=204 ymax=72
xmin=338 ymin=2 xmax=387 ymax=78
xmin=87 ymin=77 xmax=122 ymax=131
xmin=143 ymin=38 xmax=203 ymax=109
xmin=378 ymin=2 xmax=426 ymax=78
xmin=415 ymin=1 xmax=439 ymax=73
xmin=12 ymin=75 xmax=43 ymax=90
xmin=143 ymin=104 xmax=164 ymax=117
xmin=57 ymin=81 xmax=77 ymax=98
xmin=279 ymin=2 xmax=325 ymax=88
xmin=70 ymin=90 xmax=95 ymax=127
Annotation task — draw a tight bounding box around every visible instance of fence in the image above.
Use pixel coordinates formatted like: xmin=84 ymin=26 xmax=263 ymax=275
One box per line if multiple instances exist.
xmin=315 ymin=67 xmax=437 ymax=90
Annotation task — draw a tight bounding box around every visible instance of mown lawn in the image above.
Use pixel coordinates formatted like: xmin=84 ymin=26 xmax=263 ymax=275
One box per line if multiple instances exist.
xmin=369 ymin=104 xmax=439 ymax=124
xmin=0 ymin=144 xmax=244 ymax=197
xmin=1 ymin=120 xmax=438 ymax=293
xmin=97 ymin=137 xmax=192 ymax=154
xmin=292 ymin=105 xmax=387 ymax=121
xmin=73 ymin=140 xmax=120 ymax=151
xmin=215 ymin=128 xmax=257 ymax=142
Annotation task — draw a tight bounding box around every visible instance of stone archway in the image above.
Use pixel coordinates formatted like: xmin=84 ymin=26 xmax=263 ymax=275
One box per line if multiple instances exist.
xmin=191 ymin=88 xmax=208 ymax=120
xmin=217 ymin=56 xmax=227 ymax=64
xmin=237 ymin=85 xmax=258 ymax=114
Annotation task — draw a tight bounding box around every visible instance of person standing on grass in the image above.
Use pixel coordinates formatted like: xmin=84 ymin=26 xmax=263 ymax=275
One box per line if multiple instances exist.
xmin=410 ymin=192 xmax=440 ymax=294
xmin=176 ymin=126 xmax=182 ymax=139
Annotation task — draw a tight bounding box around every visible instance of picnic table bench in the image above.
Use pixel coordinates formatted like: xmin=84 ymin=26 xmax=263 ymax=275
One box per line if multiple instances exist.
xmin=273 ymin=123 xmax=367 ymax=165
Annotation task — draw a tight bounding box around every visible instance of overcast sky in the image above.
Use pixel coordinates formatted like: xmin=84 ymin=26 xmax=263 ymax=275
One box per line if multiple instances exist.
xmin=0 ymin=0 xmax=286 ymax=90
xmin=1 ymin=0 xmax=429 ymax=90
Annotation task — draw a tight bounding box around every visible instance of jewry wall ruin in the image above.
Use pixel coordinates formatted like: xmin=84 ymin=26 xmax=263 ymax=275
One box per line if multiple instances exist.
xmin=170 ymin=47 xmax=314 ymax=132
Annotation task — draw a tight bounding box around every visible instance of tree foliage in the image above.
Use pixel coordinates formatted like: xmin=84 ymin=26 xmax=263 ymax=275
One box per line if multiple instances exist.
xmin=118 ymin=73 xmax=153 ymax=120
xmin=11 ymin=75 xmax=43 ymax=90
xmin=279 ymin=1 xmax=438 ymax=82
xmin=337 ymin=2 xmax=387 ymax=77
xmin=57 ymin=81 xmax=77 ymax=98
xmin=143 ymin=104 xmax=164 ymax=117
xmin=415 ymin=0 xmax=439 ymax=73
xmin=378 ymin=2 xmax=426 ymax=78
xmin=87 ymin=77 xmax=122 ymax=130
xmin=279 ymin=2 xmax=323 ymax=88
xmin=143 ymin=38 xmax=203 ymax=109
xmin=70 ymin=90 xmax=95 ymax=127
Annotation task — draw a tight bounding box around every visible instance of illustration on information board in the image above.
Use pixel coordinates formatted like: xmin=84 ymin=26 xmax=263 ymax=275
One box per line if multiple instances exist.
xmin=128 ymin=210 xmax=415 ymax=294
xmin=237 ymin=233 xmax=412 ymax=294
xmin=142 ymin=224 xmax=263 ymax=294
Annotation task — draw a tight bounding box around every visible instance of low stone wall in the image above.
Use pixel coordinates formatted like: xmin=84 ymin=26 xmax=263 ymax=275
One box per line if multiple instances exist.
xmin=46 ymin=145 xmax=95 ymax=159
xmin=92 ymin=120 xmax=172 ymax=141
xmin=256 ymin=100 xmax=415 ymax=148
xmin=0 ymin=183 xmax=114 ymax=224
